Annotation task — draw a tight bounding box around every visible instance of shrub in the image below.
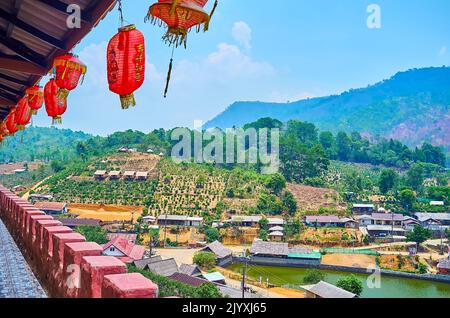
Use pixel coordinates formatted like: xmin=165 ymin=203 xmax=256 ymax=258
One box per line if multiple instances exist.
xmin=303 ymin=269 xmax=326 ymax=285
xmin=193 ymin=252 xmax=217 ymax=270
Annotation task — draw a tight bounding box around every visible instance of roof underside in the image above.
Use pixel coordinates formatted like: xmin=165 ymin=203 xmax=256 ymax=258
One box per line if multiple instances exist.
xmin=0 ymin=0 xmax=117 ymax=120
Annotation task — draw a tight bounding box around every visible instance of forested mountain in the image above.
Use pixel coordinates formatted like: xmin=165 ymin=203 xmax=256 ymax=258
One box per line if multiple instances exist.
xmin=205 ymin=67 xmax=450 ymax=152
xmin=0 ymin=126 xmax=91 ymax=163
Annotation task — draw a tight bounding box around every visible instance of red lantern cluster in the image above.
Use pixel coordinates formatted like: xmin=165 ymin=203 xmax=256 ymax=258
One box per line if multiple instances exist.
xmin=107 ymin=25 xmax=146 ymax=109
xmin=14 ymin=97 xmax=32 ymax=129
xmin=44 ymin=79 xmax=68 ymax=125
xmin=53 ymin=53 xmax=87 ymax=100
xmin=146 ymin=0 xmax=211 ymax=48
xmin=5 ymin=108 xmax=19 ymax=135
xmin=26 ymin=85 xmax=44 ymax=114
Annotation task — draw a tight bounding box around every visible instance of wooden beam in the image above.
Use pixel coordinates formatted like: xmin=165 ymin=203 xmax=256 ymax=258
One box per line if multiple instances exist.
xmin=0 ymin=91 xmax=18 ymax=104
xmin=36 ymin=0 xmax=92 ymax=24
xmin=0 ymin=73 xmax=29 ymax=86
xmin=0 ymin=32 xmax=47 ymax=67
xmin=0 ymin=83 xmax=22 ymax=96
xmin=0 ymin=97 xmax=15 ymax=107
xmin=0 ymin=56 xmax=46 ymax=75
xmin=0 ymin=8 xmax=66 ymax=50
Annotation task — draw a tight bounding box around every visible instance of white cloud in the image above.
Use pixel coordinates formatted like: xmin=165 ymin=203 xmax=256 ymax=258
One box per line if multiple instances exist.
xmin=232 ymin=21 xmax=252 ymax=51
xmin=438 ymin=46 xmax=447 ymax=56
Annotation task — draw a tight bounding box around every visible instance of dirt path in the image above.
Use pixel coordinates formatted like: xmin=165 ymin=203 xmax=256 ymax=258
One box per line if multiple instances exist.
xmin=21 ymin=176 xmax=52 ymax=200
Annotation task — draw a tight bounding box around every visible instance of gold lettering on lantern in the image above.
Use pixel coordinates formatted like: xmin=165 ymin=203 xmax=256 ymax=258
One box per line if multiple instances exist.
xmin=134 ymin=44 xmax=144 ymax=82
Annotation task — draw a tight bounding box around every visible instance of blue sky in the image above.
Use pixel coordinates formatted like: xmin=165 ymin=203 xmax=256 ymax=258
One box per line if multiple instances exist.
xmin=32 ymin=0 xmax=450 ymax=136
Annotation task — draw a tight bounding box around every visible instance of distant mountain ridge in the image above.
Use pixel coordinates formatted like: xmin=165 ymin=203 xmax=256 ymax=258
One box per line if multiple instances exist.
xmin=205 ymin=67 xmax=450 ymax=151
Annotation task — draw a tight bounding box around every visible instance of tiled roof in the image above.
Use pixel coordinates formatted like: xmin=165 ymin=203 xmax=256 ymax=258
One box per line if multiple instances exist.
xmin=58 ymin=218 xmax=100 ymax=227
xmin=415 ymin=213 xmax=450 ymax=222
xmin=133 ymin=256 xmax=163 ymax=270
xmin=203 ymin=272 xmax=226 ymax=282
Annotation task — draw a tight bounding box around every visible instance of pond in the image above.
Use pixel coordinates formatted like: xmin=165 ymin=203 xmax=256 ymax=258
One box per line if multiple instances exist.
xmin=228 ymin=263 xmax=450 ymax=298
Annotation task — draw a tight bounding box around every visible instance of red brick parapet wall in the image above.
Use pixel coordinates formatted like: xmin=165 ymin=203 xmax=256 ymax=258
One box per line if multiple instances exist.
xmin=0 ymin=185 xmax=158 ymax=298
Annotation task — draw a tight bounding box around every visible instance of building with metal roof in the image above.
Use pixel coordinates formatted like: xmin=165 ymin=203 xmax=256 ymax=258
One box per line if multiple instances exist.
xmin=302 ymin=281 xmax=357 ymax=298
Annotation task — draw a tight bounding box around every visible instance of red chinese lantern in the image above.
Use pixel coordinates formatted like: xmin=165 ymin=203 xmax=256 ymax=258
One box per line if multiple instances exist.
xmin=0 ymin=120 xmax=9 ymax=139
xmin=44 ymin=79 xmax=68 ymax=125
xmin=146 ymin=0 xmax=211 ymax=48
xmin=107 ymin=25 xmax=146 ymax=109
xmin=53 ymin=53 xmax=87 ymax=100
xmin=6 ymin=109 xmax=19 ymax=135
xmin=26 ymin=85 xmax=44 ymax=114
xmin=14 ymin=97 xmax=32 ymax=129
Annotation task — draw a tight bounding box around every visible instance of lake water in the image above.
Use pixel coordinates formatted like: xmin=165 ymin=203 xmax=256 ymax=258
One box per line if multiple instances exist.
xmin=228 ymin=263 xmax=450 ymax=298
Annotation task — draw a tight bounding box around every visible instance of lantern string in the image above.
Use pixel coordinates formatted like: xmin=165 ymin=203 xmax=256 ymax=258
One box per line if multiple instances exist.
xmin=205 ymin=0 xmax=219 ymax=31
xmin=164 ymin=46 xmax=175 ymax=98
xmin=118 ymin=0 xmax=124 ymax=27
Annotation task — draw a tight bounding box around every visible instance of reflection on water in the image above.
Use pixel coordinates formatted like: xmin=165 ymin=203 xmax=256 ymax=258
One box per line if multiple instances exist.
xmin=228 ymin=263 xmax=450 ymax=298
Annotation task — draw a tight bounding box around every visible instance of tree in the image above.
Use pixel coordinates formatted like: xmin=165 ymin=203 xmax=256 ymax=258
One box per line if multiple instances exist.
xmin=407 ymin=225 xmax=432 ymax=247
xmin=336 ymin=132 xmax=351 ymax=161
xmin=259 ymin=229 xmax=268 ymax=241
xmin=399 ymin=189 xmax=416 ymax=212
xmin=319 ymin=131 xmax=334 ymax=150
xmin=256 ymin=193 xmax=283 ymax=215
xmin=281 ymin=191 xmax=297 ymax=215
xmin=406 ymin=163 xmax=425 ymax=191
xmin=205 ymin=227 xmax=221 ymax=243
xmin=193 ymin=252 xmax=216 ymax=270
xmin=195 ymin=283 xmax=223 ymax=298
xmin=336 ymin=275 xmax=363 ymax=297
xmin=379 ymin=169 xmax=398 ymax=194
xmin=303 ymin=269 xmax=326 ymax=285
xmin=258 ymin=218 xmax=269 ymax=230
xmin=265 ymin=173 xmax=286 ymax=195
xmin=74 ymin=225 xmax=109 ymax=245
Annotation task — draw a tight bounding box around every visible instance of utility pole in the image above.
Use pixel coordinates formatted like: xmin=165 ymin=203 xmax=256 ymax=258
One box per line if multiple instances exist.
xmin=163 ymin=214 xmax=168 ymax=248
xmin=241 ymin=250 xmax=248 ymax=299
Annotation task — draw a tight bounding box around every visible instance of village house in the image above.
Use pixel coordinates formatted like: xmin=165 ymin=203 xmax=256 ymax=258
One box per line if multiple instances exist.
xmin=12 ymin=185 xmax=27 ymax=193
xmin=437 ymin=258 xmax=450 ymax=275
xmin=157 ymin=215 xmax=203 ymax=227
xmin=366 ymin=224 xmax=406 ymax=240
xmin=402 ymin=218 xmax=421 ymax=232
xmin=371 ymin=213 xmax=405 ymax=226
xmin=34 ymin=201 xmax=68 ymax=215
xmin=57 ymin=217 xmax=101 ymax=229
xmin=268 ymin=231 xmax=284 ymax=242
xmin=168 ymin=273 xmax=209 ymax=287
xmin=352 ymin=203 xmax=375 ymax=215
xmin=145 ymin=258 xmax=179 ymax=277
xmin=430 ymin=201 xmax=445 ymax=207
xmin=202 ymin=272 xmax=226 ymax=285
xmin=226 ymin=215 xmax=262 ymax=227
xmin=133 ymin=255 xmax=163 ymax=270
xmin=355 ymin=214 xmax=373 ymax=227
xmin=108 ymin=171 xmax=122 ymax=180
xmin=29 ymin=193 xmax=53 ymax=202
xmin=301 ymin=281 xmax=357 ymax=298
xmin=415 ymin=213 xmax=450 ymax=229
xmin=94 ymin=170 xmax=107 ymax=180
xmin=123 ymin=171 xmax=136 ymax=181
xmin=136 ymin=171 xmax=149 ymax=181
xmin=304 ymin=215 xmax=357 ymax=228
xmin=268 ymin=218 xmax=285 ymax=227
xmin=179 ymin=264 xmax=203 ymax=277
xmin=200 ymin=241 xmax=233 ymax=266
xmin=102 ymin=237 xmax=145 ymax=264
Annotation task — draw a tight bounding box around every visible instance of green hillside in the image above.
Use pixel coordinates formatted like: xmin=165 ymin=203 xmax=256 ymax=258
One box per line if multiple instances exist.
xmin=205 ymin=67 xmax=450 ymax=152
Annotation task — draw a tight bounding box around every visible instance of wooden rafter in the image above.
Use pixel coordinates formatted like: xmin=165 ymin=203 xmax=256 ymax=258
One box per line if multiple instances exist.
xmin=0 ymin=56 xmax=47 ymax=75
xmin=35 ymin=0 xmax=92 ymax=24
xmin=0 ymin=8 xmax=66 ymax=50
xmin=0 ymin=31 xmax=47 ymax=68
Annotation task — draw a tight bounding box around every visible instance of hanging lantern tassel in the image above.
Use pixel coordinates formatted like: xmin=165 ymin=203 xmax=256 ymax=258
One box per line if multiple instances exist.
xmin=205 ymin=0 xmax=218 ymax=31
xmin=52 ymin=116 xmax=63 ymax=125
xmin=164 ymin=58 xmax=174 ymax=98
xmin=120 ymin=94 xmax=136 ymax=109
